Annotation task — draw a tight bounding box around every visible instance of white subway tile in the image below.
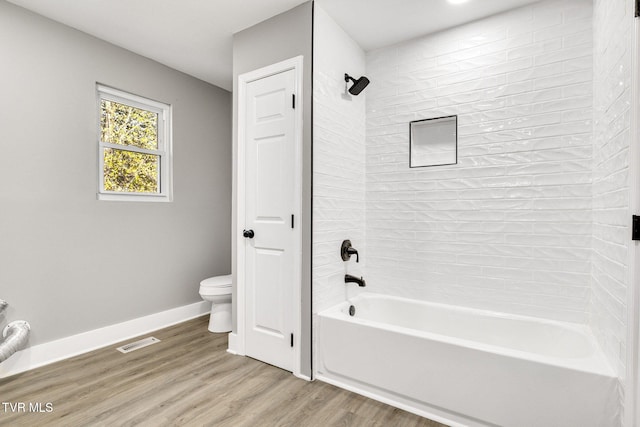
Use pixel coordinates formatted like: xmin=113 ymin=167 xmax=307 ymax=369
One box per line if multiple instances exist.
xmin=563 ymin=30 xmax=592 ymax=48
xmin=533 ymin=69 xmax=592 ymax=90
xmin=535 ymin=43 xmax=592 ymax=66
xmin=534 ymin=17 xmax=591 ymax=42
xmin=508 ymin=39 xmax=562 ymax=61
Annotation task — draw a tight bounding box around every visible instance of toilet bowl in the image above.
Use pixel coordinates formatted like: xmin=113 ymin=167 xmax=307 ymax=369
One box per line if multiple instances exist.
xmin=199 ymin=274 xmax=232 ymax=333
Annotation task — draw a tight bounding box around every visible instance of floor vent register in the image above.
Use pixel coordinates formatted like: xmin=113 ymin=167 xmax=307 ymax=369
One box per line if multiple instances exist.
xmin=116 ymin=336 xmax=161 ymax=354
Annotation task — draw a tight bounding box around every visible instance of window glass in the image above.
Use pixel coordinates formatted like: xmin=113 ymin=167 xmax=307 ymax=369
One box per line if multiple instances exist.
xmin=100 ymin=100 xmax=158 ymax=150
xmin=103 ymin=148 xmax=159 ymax=193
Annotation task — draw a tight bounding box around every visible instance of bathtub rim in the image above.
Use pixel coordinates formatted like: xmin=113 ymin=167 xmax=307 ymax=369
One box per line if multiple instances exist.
xmin=319 ymin=292 xmax=616 ymax=378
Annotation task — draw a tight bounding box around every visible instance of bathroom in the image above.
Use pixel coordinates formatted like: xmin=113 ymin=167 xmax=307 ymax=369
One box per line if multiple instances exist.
xmin=0 ymin=0 xmax=638 ymax=425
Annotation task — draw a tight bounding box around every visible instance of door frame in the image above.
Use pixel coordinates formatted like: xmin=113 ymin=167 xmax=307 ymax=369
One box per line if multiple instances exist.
xmin=630 ymin=7 xmax=640 ymax=427
xmin=236 ymin=56 xmax=304 ymax=378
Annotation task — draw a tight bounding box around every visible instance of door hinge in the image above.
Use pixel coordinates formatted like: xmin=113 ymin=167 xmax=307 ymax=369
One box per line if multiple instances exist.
xmin=291 ymin=214 xmax=294 ymax=229
xmin=633 ymin=215 xmax=640 ymax=240
xmin=290 ymin=333 xmax=294 ymax=347
xmin=292 ymin=94 xmax=296 ymax=109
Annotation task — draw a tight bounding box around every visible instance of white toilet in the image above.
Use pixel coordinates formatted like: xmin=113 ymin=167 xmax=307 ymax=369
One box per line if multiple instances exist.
xmin=199 ymin=274 xmax=232 ymax=333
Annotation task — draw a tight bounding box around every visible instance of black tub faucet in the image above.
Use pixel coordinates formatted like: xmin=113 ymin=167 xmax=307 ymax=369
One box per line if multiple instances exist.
xmin=341 ymin=240 xmax=359 ymax=263
xmin=345 ymin=274 xmax=366 ymax=287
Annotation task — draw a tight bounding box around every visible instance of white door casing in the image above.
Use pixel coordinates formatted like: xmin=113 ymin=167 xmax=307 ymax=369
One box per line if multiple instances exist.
xmin=629 ymin=11 xmax=640 ymax=427
xmin=236 ymin=56 xmax=303 ymax=376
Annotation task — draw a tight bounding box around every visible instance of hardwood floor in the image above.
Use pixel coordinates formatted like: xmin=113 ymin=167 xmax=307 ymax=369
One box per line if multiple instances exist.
xmin=0 ymin=316 xmax=446 ymax=426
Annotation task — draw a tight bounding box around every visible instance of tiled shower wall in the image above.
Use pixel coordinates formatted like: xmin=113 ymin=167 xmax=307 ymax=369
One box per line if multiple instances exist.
xmin=313 ymin=6 xmax=366 ymax=314
xmin=365 ymin=0 xmax=594 ymax=323
xmin=592 ymin=0 xmax=632 ymax=379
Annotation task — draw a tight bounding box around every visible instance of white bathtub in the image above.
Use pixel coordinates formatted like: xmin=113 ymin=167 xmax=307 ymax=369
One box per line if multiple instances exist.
xmin=317 ymin=293 xmax=619 ymax=427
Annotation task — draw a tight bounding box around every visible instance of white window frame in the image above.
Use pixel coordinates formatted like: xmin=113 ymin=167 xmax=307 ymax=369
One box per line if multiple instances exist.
xmin=97 ymin=84 xmax=173 ymax=202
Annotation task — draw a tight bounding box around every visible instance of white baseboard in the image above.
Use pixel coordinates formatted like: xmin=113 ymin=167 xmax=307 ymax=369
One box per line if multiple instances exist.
xmin=0 ymin=301 xmax=210 ymax=378
xmin=227 ymin=332 xmax=241 ymax=355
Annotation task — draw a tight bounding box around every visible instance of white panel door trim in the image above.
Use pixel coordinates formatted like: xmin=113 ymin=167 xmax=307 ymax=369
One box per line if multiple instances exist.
xmin=236 ymin=56 xmax=304 ymax=378
xmin=629 ymin=12 xmax=640 ymax=427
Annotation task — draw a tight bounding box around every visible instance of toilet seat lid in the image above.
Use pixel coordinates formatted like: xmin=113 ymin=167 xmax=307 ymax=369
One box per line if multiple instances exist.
xmin=200 ymin=274 xmax=232 ymax=288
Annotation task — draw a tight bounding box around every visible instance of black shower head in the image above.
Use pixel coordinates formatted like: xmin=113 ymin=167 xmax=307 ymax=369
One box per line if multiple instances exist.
xmin=345 ymin=73 xmax=370 ymax=96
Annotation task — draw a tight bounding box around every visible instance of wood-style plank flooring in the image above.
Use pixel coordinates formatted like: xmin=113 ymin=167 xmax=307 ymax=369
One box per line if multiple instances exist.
xmin=0 ymin=316 xmax=446 ymax=426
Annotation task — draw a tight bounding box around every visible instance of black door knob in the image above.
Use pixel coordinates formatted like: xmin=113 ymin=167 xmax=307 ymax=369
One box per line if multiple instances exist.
xmin=243 ymin=229 xmax=255 ymax=238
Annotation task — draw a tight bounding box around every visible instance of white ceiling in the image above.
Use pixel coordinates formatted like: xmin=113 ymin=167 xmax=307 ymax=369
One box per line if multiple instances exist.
xmin=7 ymin=0 xmax=541 ymax=91
xmin=6 ymin=0 xmax=309 ymax=90
xmin=317 ymin=0 xmax=542 ymax=52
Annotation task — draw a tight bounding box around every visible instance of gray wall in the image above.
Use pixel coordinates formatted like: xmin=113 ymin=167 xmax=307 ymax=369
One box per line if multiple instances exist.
xmin=232 ymin=1 xmax=313 ymax=377
xmin=0 ymin=1 xmax=232 ymax=346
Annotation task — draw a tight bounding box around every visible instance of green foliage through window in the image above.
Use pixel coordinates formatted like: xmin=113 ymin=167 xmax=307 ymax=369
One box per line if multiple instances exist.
xmin=103 ymin=148 xmax=159 ymax=193
xmin=100 ymin=99 xmax=160 ymax=193
xmin=100 ymin=100 xmax=158 ymax=150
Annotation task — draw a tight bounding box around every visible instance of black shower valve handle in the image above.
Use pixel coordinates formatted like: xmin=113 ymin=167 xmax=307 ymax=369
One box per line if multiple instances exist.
xmin=347 ymin=247 xmax=359 ymax=263
xmin=341 ymin=239 xmax=359 ymax=263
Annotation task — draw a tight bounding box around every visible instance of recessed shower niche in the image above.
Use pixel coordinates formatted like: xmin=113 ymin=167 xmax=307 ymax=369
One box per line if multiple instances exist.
xmin=409 ymin=115 xmax=457 ymax=168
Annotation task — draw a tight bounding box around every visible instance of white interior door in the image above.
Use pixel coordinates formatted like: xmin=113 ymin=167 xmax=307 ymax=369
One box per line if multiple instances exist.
xmin=243 ymin=67 xmax=297 ymax=372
